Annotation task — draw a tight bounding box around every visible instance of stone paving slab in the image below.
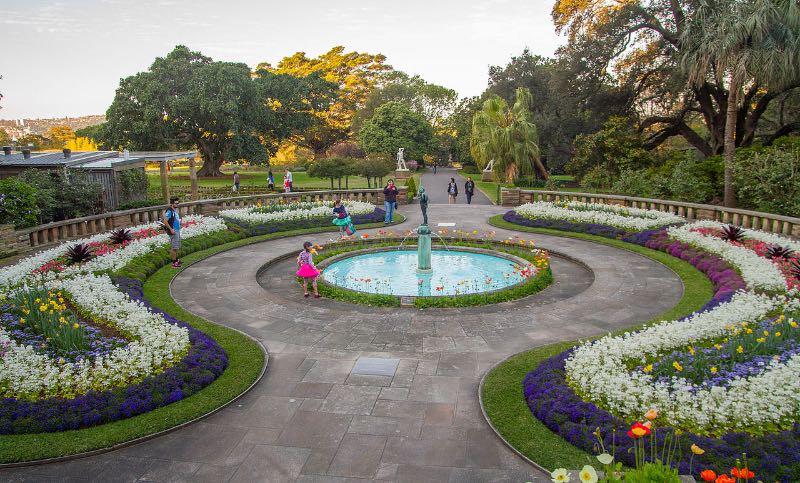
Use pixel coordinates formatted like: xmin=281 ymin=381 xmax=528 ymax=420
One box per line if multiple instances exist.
xmin=0 ymin=204 xmax=684 ymax=482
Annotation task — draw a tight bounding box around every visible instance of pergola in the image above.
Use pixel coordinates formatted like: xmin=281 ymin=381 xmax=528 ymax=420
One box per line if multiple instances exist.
xmin=129 ymin=151 xmax=199 ymax=202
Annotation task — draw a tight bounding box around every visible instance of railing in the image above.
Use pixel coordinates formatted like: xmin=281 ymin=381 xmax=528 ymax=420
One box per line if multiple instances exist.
xmin=10 ymin=188 xmax=406 ymax=253
xmin=501 ymin=188 xmax=800 ymax=238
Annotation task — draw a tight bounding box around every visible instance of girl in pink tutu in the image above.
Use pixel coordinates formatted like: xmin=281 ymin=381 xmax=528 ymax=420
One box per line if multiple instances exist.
xmin=296 ymin=241 xmax=321 ymax=298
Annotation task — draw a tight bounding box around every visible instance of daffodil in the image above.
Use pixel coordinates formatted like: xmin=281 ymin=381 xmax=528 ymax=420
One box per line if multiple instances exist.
xmin=643 ymin=364 xmax=652 ymax=373
xmin=736 ymin=345 xmax=744 ymax=354
xmin=710 ymin=367 xmax=718 ymax=374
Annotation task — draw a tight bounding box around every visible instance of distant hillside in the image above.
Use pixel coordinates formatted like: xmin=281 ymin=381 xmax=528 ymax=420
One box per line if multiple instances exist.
xmin=0 ymin=115 xmax=105 ymax=140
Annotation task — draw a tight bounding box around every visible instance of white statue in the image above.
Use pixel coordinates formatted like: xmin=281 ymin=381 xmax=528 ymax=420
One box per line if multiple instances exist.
xmin=397 ymin=148 xmax=408 ymax=170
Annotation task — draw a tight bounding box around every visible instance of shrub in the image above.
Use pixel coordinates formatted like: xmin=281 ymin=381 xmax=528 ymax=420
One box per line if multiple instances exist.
xmin=117 ymin=168 xmax=149 ymax=205
xmin=17 ymin=169 xmax=103 ymax=224
xmin=0 ymin=178 xmax=40 ymax=227
xmin=461 ymin=165 xmax=481 ymax=175
xmin=735 ymin=145 xmax=800 ymax=216
xmin=405 ymin=177 xmax=417 ymax=202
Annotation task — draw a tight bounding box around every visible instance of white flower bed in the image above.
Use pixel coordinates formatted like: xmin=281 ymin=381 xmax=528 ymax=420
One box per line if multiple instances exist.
xmin=0 ymin=215 xmax=228 ymax=288
xmin=566 ymin=290 xmax=800 ymax=434
xmin=220 ymin=200 xmax=375 ymax=225
xmin=668 ymin=224 xmax=788 ymax=292
xmin=682 ymin=220 xmax=800 ymax=252
xmin=0 ymin=274 xmax=190 ymax=399
xmin=515 ymin=201 xmax=684 ymax=230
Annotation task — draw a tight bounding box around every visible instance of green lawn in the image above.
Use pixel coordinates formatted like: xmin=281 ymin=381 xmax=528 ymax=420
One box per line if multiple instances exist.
xmin=480 ymin=215 xmax=715 ymax=472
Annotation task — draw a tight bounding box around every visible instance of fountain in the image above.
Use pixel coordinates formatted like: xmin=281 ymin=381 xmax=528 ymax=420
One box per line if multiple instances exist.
xmin=319 ymin=184 xmax=538 ymax=298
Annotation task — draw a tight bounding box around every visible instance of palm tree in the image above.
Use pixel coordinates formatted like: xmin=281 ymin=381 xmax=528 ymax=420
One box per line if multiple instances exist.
xmin=681 ymin=0 xmax=800 ymax=207
xmin=470 ymin=87 xmax=548 ymax=183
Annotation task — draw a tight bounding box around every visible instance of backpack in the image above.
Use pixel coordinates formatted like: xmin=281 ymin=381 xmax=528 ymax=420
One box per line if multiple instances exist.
xmin=163 ymin=208 xmax=177 ymax=232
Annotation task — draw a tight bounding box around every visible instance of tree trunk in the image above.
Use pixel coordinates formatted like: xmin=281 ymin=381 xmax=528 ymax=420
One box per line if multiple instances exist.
xmin=346 ymin=176 xmax=349 ymax=189
xmin=196 ymin=144 xmax=225 ymax=177
xmin=723 ymin=75 xmax=739 ymax=208
xmin=330 ymin=178 xmax=334 ymax=190
xmin=337 ymin=178 xmax=342 ymax=189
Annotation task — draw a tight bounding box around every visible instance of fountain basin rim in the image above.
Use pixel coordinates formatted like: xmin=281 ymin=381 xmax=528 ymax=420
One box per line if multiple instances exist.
xmin=316 ymin=245 xmax=537 ymax=299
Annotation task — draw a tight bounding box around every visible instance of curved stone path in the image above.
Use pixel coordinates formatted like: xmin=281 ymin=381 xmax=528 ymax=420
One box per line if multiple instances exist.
xmin=0 ymin=204 xmax=683 ymax=483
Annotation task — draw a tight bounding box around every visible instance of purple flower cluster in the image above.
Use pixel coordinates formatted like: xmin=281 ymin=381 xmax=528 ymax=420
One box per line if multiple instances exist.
xmin=229 ymin=208 xmax=386 ymax=236
xmin=627 ymin=230 xmax=747 ymax=300
xmin=523 ymin=349 xmax=800 ymax=482
xmin=503 ymin=211 xmax=629 ymax=239
xmin=0 ymin=305 xmax=128 ymax=364
xmin=0 ymin=278 xmax=227 ymax=434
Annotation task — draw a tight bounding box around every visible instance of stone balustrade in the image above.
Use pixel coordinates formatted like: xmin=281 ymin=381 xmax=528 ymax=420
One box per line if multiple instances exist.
xmin=7 ymin=188 xmax=406 ymax=254
xmin=501 ymin=188 xmax=800 ymax=237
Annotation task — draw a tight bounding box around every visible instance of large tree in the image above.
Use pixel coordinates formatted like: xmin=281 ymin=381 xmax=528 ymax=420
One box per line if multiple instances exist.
xmin=357 ymin=102 xmax=436 ymax=162
xmin=471 ymin=88 xmax=548 ymax=182
xmin=259 ymin=46 xmax=392 ymax=156
xmin=681 ymin=0 xmax=800 ymax=207
xmin=551 ymin=0 xmax=800 ymax=157
xmin=106 ymin=46 xmax=334 ymax=176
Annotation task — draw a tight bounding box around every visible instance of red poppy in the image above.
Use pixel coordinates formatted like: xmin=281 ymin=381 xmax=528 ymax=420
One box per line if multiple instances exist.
xmin=699 ymin=470 xmax=716 ymax=482
xmin=627 ymin=422 xmax=651 ymax=439
xmin=731 ymin=468 xmax=755 ymax=479
xmin=715 ymin=475 xmax=735 ymax=483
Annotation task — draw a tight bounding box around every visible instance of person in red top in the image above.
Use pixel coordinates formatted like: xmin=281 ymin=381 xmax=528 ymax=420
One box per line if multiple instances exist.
xmin=382 ymin=179 xmax=398 ymax=223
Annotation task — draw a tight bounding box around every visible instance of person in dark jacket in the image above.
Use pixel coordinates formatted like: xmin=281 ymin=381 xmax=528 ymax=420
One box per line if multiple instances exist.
xmin=447 ymin=178 xmax=458 ymax=204
xmin=465 ymin=177 xmax=475 ymax=204
xmin=383 ymin=179 xmax=398 ymax=223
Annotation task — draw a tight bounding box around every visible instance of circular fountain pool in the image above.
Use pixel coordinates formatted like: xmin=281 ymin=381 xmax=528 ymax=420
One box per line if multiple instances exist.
xmin=320 ymin=248 xmax=533 ymax=297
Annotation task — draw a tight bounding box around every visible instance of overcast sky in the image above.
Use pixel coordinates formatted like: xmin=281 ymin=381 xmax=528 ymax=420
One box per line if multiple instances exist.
xmin=0 ymin=0 xmax=564 ymax=119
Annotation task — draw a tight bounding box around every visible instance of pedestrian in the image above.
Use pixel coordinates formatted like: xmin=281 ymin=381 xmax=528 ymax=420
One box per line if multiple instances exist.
xmin=331 ymin=198 xmax=351 ymax=239
xmin=433 ymin=163 xmax=437 ymax=174
xmin=447 ymin=177 xmax=458 ymax=204
xmin=284 ymin=168 xmax=293 ymax=192
xmin=267 ymin=170 xmax=275 ymax=191
xmin=465 ymin=177 xmax=475 ymax=205
xmin=296 ymin=241 xmax=321 ymax=298
xmin=383 ymin=179 xmax=398 ymax=224
xmin=233 ymin=171 xmax=240 ymax=192
xmin=283 ymin=176 xmax=291 ymax=193
xmin=161 ymin=196 xmax=182 ymax=268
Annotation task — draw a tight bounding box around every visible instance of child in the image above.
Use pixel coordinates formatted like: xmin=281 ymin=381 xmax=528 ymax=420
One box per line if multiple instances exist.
xmin=296 ymin=241 xmax=321 ymax=298
xmin=331 ymin=199 xmax=350 ymax=239
xmin=284 ymin=176 xmax=291 ymax=193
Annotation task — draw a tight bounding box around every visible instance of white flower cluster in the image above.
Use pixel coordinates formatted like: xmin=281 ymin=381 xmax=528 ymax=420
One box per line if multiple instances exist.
xmin=515 ymin=201 xmax=684 ymax=230
xmin=667 ymin=225 xmax=788 ymax=292
xmin=0 ymin=274 xmax=190 ymax=399
xmin=566 ymin=291 xmax=800 ymax=434
xmin=220 ymin=200 xmax=376 ymax=225
xmin=682 ymin=220 xmax=800 ymax=252
xmin=0 ymin=215 xmax=228 ymax=287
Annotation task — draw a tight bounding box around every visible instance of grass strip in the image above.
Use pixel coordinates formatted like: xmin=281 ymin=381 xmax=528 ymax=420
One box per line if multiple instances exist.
xmin=481 ymin=214 xmax=714 ymax=472
xmin=0 ymin=215 xmax=404 ymax=463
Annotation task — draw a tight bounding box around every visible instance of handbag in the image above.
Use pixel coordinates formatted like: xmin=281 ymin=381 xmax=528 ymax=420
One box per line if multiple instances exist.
xmin=345 ymin=222 xmax=356 ymax=236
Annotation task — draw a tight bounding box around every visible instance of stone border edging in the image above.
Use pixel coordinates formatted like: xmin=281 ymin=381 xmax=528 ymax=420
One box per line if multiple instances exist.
xmin=0 ymin=268 xmax=269 ymax=468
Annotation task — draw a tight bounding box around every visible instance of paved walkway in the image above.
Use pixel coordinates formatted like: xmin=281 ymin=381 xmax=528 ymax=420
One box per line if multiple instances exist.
xmin=419 ymin=168 xmax=492 ymax=205
xmin=1 ymin=205 xmax=684 ymax=482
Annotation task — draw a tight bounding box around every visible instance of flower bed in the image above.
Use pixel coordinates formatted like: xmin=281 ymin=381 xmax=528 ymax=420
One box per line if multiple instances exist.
xmin=220 ymin=200 xmax=380 ymax=236
xmin=513 ymin=201 xmax=684 ymax=231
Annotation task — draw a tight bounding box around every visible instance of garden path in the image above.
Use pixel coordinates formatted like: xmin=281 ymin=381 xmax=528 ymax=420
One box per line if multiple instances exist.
xmin=418 ymin=168 xmax=493 ymax=206
xmin=0 ymin=205 xmax=684 ymax=482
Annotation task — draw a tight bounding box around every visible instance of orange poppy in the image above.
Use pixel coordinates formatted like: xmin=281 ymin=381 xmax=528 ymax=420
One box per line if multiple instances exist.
xmin=715 ymin=475 xmax=735 ymax=483
xmin=699 ymin=470 xmax=716 ymax=482
xmin=627 ymin=422 xmax=651 ymax=439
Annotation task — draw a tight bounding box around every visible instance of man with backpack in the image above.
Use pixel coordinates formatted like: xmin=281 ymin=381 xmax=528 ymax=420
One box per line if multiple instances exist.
xmin=162 ymin=197 xmax=182 ymax=268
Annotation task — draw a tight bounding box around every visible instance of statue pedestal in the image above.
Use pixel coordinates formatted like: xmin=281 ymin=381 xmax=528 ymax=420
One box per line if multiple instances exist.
xmin=481 ymin=170 xmax=495 ymax=182
xmin=416 ymin=224 xmax=432 ymax=273
xmin=395 ymin=169 xmax=411 ymax=180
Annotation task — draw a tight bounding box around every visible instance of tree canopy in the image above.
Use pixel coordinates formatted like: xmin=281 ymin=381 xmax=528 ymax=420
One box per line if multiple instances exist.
xmin=259 ymin=46 xmax=392 ymax=156
xmin=105 ymin=45 xmax=336 ymax=176
xmin=358 ymin=102 xmax=436 ymax=162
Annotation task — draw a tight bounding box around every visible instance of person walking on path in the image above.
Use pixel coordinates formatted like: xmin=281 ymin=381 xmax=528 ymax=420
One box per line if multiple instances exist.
xmin=296 ymin=241 xmax=321 ymax=298
xmin=331 ymin=198 xmax=351 ymax=239
xmin=465 ymin=177 xmax=475 ymax=205
xmin=447 ymin=177 xmax=458 ymax=204
xmin=433 ymin=163 xmax=437 ymax=174
xmin=284 ymin=169 xmax=293 ymax=192
xmin=162 ymin=197 xmax=182 ymax=268
xmin=267 ymin=170 xmax=275 ymax=191
xmin=383 ymin=179 xmax=398 ymax=223
xmin=233 ymin=171 xmax=240 ymax=192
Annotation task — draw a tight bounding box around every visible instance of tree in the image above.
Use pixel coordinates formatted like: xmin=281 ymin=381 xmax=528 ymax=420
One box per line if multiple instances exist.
xmin=106 ymin=46 xmax=334 ymax=176
xmin=471 ymin=88 xmax=548 ymax=182
xmin=681 ymin=0 xmax=800 ymax=207
xmin=0 ymin=129 xmax=10 ymax=146
xmin=306 ymin=156 xmax=356 ymax=189
xmin=75 ymin=123 xmax=111 ymax=150
xmin=354 ymin=71 xmax=458 ymax=132
xmin=358 ymin=102 xmax=436 ymax=162
xmin=16 ymin=134 xmax=51 ymax=151
xmin=326 ymin=141 xmax=365 ymax=159
xmin=356 ymin=153 xmax=395 ymax=188
xmin=46 ymin=126 xmax=76 ymax=147
xmin=568 ymin=116 xmax=654 ymax=181
xmin=551 ymin=0 xmax=800 ymax=157
xmin=259 ymin=46 xmax=392 ymax=156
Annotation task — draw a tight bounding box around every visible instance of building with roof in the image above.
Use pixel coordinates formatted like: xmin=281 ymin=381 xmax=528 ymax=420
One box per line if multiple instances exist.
xmin=0 ymin=148 xmax=197 ymax=210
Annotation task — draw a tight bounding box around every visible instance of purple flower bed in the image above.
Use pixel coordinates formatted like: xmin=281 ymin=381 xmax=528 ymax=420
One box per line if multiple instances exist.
xmin=227 ymin=208 xmax=387 ymax=237
xmin=523 ymin=339 xmax=800 ymax=482
xmin=0 ymin=278 xmax=227 ymax=434
xmin=503 ymin=210 xmax=629 ymax=239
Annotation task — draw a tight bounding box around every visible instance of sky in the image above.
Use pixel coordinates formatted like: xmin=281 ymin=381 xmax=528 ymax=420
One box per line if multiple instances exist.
xmin=0 ymin=0 xmax=565 ymax=119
